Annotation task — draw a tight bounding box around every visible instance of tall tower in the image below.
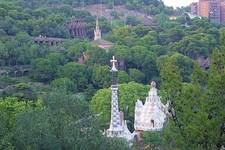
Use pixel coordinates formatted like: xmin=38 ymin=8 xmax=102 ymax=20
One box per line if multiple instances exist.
xmin=94 ymin=16 xmax=101 ymax=41
xmin=209 ymin=0 xmax=221 ymax=24
xmin=198 ymin=0 xmax=210 ymax=17
xmin=221 ymin=0 xmax=225 ymax=24
xmin=107 ymin=56 xmax=124 ymax=137
xmin=190 ymin=2 xmax=198 ymax=15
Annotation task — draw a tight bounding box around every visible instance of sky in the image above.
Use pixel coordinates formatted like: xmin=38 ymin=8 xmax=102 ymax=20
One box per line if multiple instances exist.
xmin=163 ymin=0 xmax=198 ymax=8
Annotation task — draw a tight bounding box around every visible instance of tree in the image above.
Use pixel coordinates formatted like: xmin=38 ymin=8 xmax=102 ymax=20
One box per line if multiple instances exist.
xmin=0 ymin=97 xmax=42 ymax=132
xmin=66 ymin=41 xmax=90 ymax=62
xmin=137 ymin=31 xmax=158 ymax=49
xmin=91 ymin=82 xmax=149 ymax=127
xmin=171 ymin=33 xmax=217 ymax=59
xmin=204 ymin=32 xmax=225 ymax=148
xmin=50 ymin=77 xmax=75 ymax=92
xmin=47 ymin=52 xmax=66 ymax=66
xmin=108 ymin=26 xmax=135 ymax=46
xmin=170 ymin=53 xmax=194 ymax=82
xmin=159 ymin=28 xmax=184 ymax=44
xmin=128 ymin=68 xmax=145 ymax=83
xmin=31 ymin=58 xmax=58 ymax=82
xmin=128 ymin=45 xmax=158 ymax=82
xmin=118 ymin=71 xmax=132 ymax=84
xmin=91 ymin=65 xmax=111 ymax=89
xmin=142 ymin=132 xmax=164 ymax=149
xmin=126 ymin=16 xmax=142 ymax=26
xmin=157 ymin=55 xmax=182 ymax=99
xmin=59 ymin=62 xmax=89 ymax=91
xmin=86 ymin=47 xmax=110 ymax=65
xmin=132 ymin=24 xmax=150 ymax=37
xmin=12 ymin=109 xmax=59 ymax=150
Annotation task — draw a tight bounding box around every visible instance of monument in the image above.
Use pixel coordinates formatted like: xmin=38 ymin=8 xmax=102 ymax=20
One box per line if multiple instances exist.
xmin=104 ymin=57 xmax=170 ymax=144
xmin=92 ymin=17 xmax=114 ymax=50
xmin=68 ymin=19 xmax=87 ymax=38
xmin=94 ymin=16 xmax=101 ymax=41
xmin=106 ymin=56 xmax=133 ymax=141
xmin=134 ymin=81 xmax=170 ymax=131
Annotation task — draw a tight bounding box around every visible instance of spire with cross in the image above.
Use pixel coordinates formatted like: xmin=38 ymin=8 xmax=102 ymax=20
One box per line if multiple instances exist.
xmin=110 ymin=56 xmax=118 ymax=72
xmin=106 ymin=56 xmax=134 ymax=141
xmin=107 ymin=56 xmax=123 ymax=138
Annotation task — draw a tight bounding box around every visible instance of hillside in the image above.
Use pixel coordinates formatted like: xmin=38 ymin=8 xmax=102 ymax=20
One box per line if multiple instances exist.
xmin=0 ymin=0 xmax=225 ymax=149
xmin=74 ymin=4 xmax=154 ymax=26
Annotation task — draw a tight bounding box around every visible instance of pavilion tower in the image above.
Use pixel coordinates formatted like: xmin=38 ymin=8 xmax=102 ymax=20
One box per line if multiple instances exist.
xmin=94 ymin=16 xmax=102 ymax=40
xmin=107 ymin=56 xmax=124 ymax=137
xmin=134 ymin=81 xmax=170 ymax=131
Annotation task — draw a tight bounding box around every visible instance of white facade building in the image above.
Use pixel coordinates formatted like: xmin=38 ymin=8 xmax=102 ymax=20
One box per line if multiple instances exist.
xmin=134 ymin=81 xmax=170 ymax=131
xmin=105 ymin=57 xmax=170 ymax=142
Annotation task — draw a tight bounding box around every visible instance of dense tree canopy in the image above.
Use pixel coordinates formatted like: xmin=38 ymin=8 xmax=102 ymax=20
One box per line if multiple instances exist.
xmin=0 ymin=0 xmax=225 ymax=149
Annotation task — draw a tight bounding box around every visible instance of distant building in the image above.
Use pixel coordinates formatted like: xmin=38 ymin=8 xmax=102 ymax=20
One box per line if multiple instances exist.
xmin=94 ymin=16 xmax=101 ymax=41
xmin=190 ymin=2 xmax=198 ymax=15
xmin=103 ymin=58 xmax=171 ymax=144
xmin=134 ymin=81 xmax=170 ymax=131
xmin=209 ymin=0 xmax=221 ymax=24
xmin=33 ymin=35 xmax=65 ymax=46
xmin=68 ymin=19 xmax=87 ymax=38
xmin=190 ymin=0 xmax=225 ymax=24
xmin=221 ymin=1 xmax=225 ymax=24
xmin=198 ymin=0 xmax=209 ymax=18
xmin=92 ymin=17 xmax=114 ymax=50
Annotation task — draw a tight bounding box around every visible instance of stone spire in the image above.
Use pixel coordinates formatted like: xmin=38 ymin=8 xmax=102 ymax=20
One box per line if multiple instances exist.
xmin=94 ymin=16 xmax=101 ymax=40
xmin=107 ymin=56 xmax=123 ymax=137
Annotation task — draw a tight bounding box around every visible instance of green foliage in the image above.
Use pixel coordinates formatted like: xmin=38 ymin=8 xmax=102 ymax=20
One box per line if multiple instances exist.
xmin=31 ymin=58 xmax=58 ymax=82
xmin=118 ymin=71 xmax=132 ymax=84
xmin=15 ymin=82 xmax=31 ymax=90
xmin=50 ymin=77 xmax=75 ymax=92
xmin=59 ymin=62 xmax=89 ymax=91
xmin=91 ymin=65 xmax=111 ymax=89
xmin=171 ymin=33 xmax=217 ymax=58
xmin=66 ymin=41 xmax=91 ymax=61
xmin=47 ymin=52 xmax=66 ymax=66
xmin=169 ymin=53 xmax=194 ymax=82
xmin=142 ymin=132 xmax=164 ymax=149
xmin=10 ymin=90 xmax=130 ymax=149
xmin=91 ymin=82 xmax=148 ymax=127
xmin=0 ymin=0 xmax=225 ymax=149
xmin=128 ymin=68 xmax=145 ymax=83
xmin=157 ymin=55 xmax=182 ymax=99
xmin=0 ymin=97 xmax=42 ymax=132
xmin=86 ymin=47 xmax=110 ymax=65
xmin=13 ymin=109 xmax=59 ymax=150
xmin=113 ymin=45 xmax=158 ymax=82
xmin=126 ymin=16 xmax=142 ymax=26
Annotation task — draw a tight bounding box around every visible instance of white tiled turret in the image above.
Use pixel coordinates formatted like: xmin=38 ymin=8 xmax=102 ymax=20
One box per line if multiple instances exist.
xmin=134 ymin=81 xmax=169 ymax=131
xmin=106 ymin=56 xmax=134 ymax=141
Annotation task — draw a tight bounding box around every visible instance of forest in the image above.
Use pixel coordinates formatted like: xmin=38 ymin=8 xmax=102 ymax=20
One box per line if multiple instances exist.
xmin=0 ymin=0 xmax=224 ymax=149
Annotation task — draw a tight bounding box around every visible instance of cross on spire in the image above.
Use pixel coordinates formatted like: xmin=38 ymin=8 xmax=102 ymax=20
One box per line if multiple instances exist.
xmin=110 ymin=56 xmax=118 ymax=72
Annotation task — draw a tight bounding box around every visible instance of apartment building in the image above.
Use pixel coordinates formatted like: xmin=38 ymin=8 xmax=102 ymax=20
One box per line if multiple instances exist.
xmin=190 ymin=0 xmax=225 ymax=24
